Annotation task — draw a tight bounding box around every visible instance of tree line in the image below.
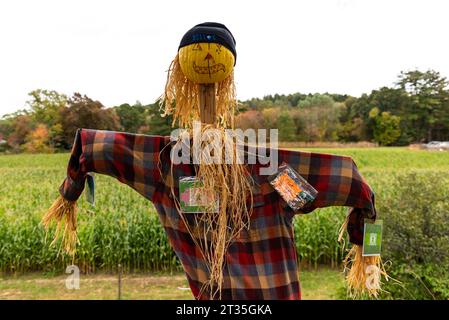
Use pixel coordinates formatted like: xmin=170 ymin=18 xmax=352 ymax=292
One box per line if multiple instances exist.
xmin=0 ymin=92 xmax=173 ymax=153
xmin=237 ymin=69 xmax=449 ymax=145
xmin=1 ymin=69 xmax=448 ymax=153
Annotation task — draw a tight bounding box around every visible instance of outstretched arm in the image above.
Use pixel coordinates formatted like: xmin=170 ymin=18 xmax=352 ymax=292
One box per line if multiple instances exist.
xmin=43 ymin=128 xmax=170 ymax=253
xmin=275 ymin=148 xmax=385 ymax=296
xmin=59 ymin=128 xmax=170 ymax=203
xmin=277 ymin=148 xmax=376 ymax=245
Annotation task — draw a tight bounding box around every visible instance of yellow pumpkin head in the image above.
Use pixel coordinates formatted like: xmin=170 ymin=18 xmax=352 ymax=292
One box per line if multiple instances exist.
xmin=178 ymin=42 xmax=235 ymax=84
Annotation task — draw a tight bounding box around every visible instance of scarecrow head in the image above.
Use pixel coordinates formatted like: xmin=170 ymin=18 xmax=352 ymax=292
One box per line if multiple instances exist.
xmin=178 ymin=22 xmax=236 ymax=84
xmin=161 ymin=22 xmax=238 ymax=128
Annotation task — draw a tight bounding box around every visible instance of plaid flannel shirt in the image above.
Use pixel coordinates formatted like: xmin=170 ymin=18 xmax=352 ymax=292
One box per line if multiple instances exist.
xmin=59 ymin=128 xmax=376 ymax=300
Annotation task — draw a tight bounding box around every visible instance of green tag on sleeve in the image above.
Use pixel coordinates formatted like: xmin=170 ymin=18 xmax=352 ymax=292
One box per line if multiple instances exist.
xmin=362 ymin=219 xmax=382 ymax=257
xmin=85 ymin=173 xmax=95 ymax=206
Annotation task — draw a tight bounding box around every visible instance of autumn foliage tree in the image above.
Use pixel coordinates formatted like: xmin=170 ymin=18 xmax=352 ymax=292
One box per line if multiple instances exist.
xmin=23 ymin=124 xmax=52 ymax=153
xmin=235 ymin=110 xmax=265 ymax=131
xmin=26 ymin=89 xmax=68 ymax=149
xmin=7 ymin=114 xmax=33 ymax=151
xmin=60 ymin=93 xmax=121 ymax=146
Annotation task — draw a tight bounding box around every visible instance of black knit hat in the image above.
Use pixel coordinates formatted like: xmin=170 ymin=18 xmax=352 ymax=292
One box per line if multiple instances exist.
xmin=179 ymin=22 xmax=237 ymax=64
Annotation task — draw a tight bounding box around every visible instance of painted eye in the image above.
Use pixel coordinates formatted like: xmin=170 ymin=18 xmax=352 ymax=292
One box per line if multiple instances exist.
xmin=193 ymin=43 xmax=202 ymax=51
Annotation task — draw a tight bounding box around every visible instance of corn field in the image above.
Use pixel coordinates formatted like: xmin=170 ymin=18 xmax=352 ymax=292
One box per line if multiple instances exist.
xmin=1 ymin=148 xmax=448 ymax=274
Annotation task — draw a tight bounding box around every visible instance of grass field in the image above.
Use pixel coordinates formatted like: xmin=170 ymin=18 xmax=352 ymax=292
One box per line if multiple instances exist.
xmin=0 ymin=268 xmax=344 ymax=300
xmin=1 ymin=147 xmax=448 ymax=299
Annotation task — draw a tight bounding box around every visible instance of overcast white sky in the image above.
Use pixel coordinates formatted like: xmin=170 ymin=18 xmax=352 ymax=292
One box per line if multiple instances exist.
xmin=0 ymin=0 xmax=448 ymax=117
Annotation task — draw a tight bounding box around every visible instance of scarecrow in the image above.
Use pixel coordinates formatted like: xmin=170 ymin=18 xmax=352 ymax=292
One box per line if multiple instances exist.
xmin=43 ymin=22 xmax=387 ymax=300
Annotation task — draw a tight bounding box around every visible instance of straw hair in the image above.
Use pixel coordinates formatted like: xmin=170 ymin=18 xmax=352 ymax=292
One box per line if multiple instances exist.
xmin=165 ymin=126 xmax=254 ymax=299
xmin=342 ymin=245 xmax=389 ymax=298
xmin=41 ymin=195 xmax=78 ymax=255
xmin=160 ymin=54 xmax=237 ymax=128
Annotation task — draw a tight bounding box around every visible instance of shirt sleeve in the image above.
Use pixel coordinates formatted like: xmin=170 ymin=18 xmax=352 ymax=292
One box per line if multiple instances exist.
xmin=277 ymin=149 xmax=376 ymax=245
xmin=59 ymin=128 xmax=169 ymax=203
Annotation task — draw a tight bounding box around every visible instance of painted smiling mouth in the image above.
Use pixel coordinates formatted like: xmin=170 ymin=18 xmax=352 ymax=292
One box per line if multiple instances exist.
xmin=193 ymin=62 xmax=226 ymax=75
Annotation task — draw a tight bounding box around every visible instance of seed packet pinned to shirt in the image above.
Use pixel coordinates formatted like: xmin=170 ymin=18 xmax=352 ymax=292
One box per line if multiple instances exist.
xmin=179 ymin=176 xmax=219 ymax=213
xmin=268 ymin=163 xmax=318 ymax=211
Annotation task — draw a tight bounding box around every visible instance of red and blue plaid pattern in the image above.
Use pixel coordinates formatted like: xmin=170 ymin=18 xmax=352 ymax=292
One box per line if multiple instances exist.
xmin=59 ymin=128 xmax=376 ymax=300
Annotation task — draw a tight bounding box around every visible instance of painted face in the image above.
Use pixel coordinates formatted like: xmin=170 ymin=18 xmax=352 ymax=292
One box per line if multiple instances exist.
xmin=178 ymin=42 xmax=235 ymax=84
